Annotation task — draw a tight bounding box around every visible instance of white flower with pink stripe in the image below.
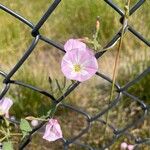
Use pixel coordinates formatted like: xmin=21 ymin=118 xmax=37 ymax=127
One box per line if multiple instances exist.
xmin=61 ymin=39 xmax=98 ymax=82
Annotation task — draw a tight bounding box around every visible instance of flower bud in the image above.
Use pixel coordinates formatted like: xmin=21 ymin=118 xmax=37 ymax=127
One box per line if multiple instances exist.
xmin=96 ymin=16 xmax=100 ymax=31
xmin=128 ymin=144 xmax=135 ymax=150
xmin=31 ymin=120 xmax=39 ymax=127
xmin=120 ymin=142 xmax=128 ymax=150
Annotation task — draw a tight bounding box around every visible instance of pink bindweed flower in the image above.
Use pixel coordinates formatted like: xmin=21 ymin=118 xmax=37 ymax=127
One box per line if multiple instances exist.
xmin=128 ymin=145 xmax=135 ymax=150
xmin=64 ymin=39 xmax=86 ymax=52
xmin=120 ymin=142 xmax=128 ymax=150
xmin=0 ymin=97 xmax=13 ymax=117
xmin=61 ymin=48 xmax=98 ymax=82
xmin=43 ymin=119 xmax=63 ymax=142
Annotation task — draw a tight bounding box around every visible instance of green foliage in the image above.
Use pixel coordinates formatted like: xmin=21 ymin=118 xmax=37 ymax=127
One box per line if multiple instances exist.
xmin=20 ymin=119 xmax=32 ymax=139
xmin=3 ymin=141 xmax=13 ymax=150
xmin=8 ymin=68 xmax=51 ymax=118
xmin=119 ymin=60 xmax=150 ymax=104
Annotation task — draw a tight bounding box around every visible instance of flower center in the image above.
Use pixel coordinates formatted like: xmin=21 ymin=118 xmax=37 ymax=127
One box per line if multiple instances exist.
xmin=73 ymin=64 xmax=81 ymax=72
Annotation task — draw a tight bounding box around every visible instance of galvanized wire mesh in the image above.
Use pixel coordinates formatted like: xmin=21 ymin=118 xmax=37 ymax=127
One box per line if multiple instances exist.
xmin=0 ymin=0 xmax=150 ymax=149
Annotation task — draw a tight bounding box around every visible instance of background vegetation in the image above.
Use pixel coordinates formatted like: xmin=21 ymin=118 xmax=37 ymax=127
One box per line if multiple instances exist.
xmin=0 ymin=0 xmax=150 ymax=149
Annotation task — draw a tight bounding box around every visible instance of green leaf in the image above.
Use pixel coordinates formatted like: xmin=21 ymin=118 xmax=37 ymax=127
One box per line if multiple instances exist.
xmin=20 ymin=119 xmax=32 ymax=138
xmin=63 ymin=76 xmax=67 ymax=88
xmin=3 ymin=141 xmax=13 ymax=150
xmin=46 ymin=104 xmax=57 ymax=118
xmin=55 ymin=79 xmax=62 ymax=92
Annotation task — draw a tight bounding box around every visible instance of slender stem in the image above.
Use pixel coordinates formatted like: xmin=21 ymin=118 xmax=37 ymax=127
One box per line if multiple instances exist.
xmin=0 ymin=129 xmax=5 ymax=135
xmin=1 ymin=126 xmax=7 ymax=135
xmin=104 ymin=0 xmax=130 ymax=137
xmin=10 ymin=133 xmax=22 ymax=136
xmin=0 ymin=135 xmax=7 ymax=142
xmin=34 ymin=118 xmax=48 ymax=121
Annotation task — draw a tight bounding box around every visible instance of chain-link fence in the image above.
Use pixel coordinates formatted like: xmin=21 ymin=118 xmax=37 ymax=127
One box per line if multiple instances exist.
xmin=0 ymin=0 xmax=150 ymax=149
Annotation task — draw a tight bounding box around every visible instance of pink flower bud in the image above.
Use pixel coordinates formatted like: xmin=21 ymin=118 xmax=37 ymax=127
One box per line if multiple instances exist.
xmin=120 ymin=142 xmax=128 ymax=150
xmin=0 ymin=97 xmax=13 ymax=117
xmin=43 ymin=119 xmax=63 ymax=142
xmin=96 ymin=20 xmax=100 ymax=30
xmin=31 ymin=120 xmax=39 ymax=127
xmin=128 ymin=144 xmax=135 ymax=150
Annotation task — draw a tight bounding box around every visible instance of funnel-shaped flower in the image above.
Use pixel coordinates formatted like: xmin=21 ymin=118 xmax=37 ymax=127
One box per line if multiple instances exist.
xmin=0 ymin=97 xmax=13 ymax=117
xmin=43 ymin=119 xmax=63 ymax=142
xmin=61 ymin=48 xmax=98 ymax=82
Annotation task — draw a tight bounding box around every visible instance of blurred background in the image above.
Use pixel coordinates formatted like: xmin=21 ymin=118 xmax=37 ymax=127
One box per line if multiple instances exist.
xmin=0 ymin=0 xmax=150 ymax=149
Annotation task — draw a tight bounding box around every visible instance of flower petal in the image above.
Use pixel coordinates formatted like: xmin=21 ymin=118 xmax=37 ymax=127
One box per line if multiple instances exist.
xmin=64 ymin=39 xmax=86 ymax=52
xmin=43 ymin=119 xmax=63 ymax=142
xmin=128 ymin=145 xmax=135 ymax=150
xmin=0 ymin=97 xmax=13 ymax=116
xmin=120 ymin=142 xmax=128 ymax=150
xmin=61 ymin=49 xmax=98 ymax=82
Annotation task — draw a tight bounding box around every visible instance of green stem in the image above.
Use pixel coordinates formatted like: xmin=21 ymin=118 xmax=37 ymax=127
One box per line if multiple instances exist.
xmin=1 ymin=126 xmax=7 ymax=135
xmin=46 ymin=103 xmax=58 ymax=119
xmin=0 ymin=129 xmax=6 ymax=135
xmin=0 ymin=135 xmax=7 ymax=142
xmin=104 ymin=0 xmax=130 ymax=138
xmin=10 ymin=133 xmax=22 ymax=136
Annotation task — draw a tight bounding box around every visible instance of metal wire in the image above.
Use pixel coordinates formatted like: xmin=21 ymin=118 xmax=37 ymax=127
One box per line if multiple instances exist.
xmin=0 ymin=0 xmax=149 ymax=149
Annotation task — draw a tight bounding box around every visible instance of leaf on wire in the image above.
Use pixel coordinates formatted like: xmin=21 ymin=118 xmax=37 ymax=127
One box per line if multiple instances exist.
xmin=3 ymin=141 xmax=13 ymax=150
xmin=20 ymin=119 xmax=32 ymax=139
